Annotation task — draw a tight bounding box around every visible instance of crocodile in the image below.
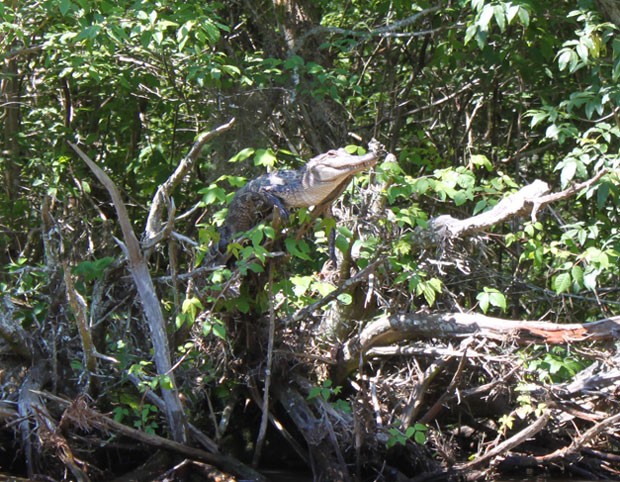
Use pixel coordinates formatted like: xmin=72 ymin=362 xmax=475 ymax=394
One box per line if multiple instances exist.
xmin=214 ymin=141 xmax=384 ymax=258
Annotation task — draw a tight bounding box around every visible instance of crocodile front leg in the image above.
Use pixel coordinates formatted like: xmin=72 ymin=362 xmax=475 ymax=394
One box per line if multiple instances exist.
xmin=215 ymin=188 xmax=289 ymax=256
xmin=262 ymin=191 xmax=290 ymax=222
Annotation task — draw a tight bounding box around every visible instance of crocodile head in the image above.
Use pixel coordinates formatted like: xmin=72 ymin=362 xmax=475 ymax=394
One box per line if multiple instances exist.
xmin=278 ymin=147 xmax=380 ymax=208
xmin=305 ymin=148 xmax=380 ymax=184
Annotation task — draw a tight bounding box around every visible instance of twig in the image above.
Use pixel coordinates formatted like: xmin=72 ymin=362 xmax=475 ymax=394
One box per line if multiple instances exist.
xmin=253 ymin=262 xmax=276 ymax=466
xmin=533 ymin=168 xmax=609 ymax=212
xmin=457 ymin=411 xmax=550 ymax=470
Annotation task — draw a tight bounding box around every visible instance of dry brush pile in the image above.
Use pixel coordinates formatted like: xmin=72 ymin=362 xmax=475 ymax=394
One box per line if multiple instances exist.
xmin=1 ymin=120 xmax=619 ymax=481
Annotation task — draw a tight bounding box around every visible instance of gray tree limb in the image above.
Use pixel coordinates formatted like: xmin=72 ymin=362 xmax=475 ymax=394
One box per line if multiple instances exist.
xmin=69 ymin=142 xmax=188 ymax=444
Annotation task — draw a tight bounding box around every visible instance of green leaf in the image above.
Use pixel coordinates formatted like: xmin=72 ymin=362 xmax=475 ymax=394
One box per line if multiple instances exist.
xmin=420 ymin=282 xmax=437 ymax=306
xmin=308 ymin=387 xmax=321 ymax=399
xmin=560 ymin=161 xmax=577 ymax=188
xmin=478 ymin=4 xmax=494 ymax=32
xmin=477 ymin=293 xmax=490 ymax=313
xmin=506 ymin=4 xmax=520 ymax=24
xmin=414 ymin=431 xmax=427 ymax=445
xmin=254 ymin=148 xmax=277 ymax=168
xmin=212 ymin=323 xmax=227 ymax=340
xmin=489 ymin=291 xmax=507 ymax=311
xmin=290 ymin=275 xmax=313 ymax=296
xmin=59 ymin=0 xmax=73 ymax=16
xmin=553 ymin=272 xmax=571 ymax=294
xmin=285 ymin=237 xmax=311 ymax=260
xmin=493 ymin=5 xmax=506 ymax=32
xmin=159 ymin=375 xmax=173 ymax=390
xmin=229 ymin=147 xmax=255 ymax=163
xmin=470 ymin=154 xmax=491 ymax=170
xmin=517 ymin=6 xmax=530 ymax=26
xmin=337 ymin=293 xmax=353 ymax=305
xmin=596 ymin=181 xmax=610 ymax=208
xmin=182 ymin=297 xmax=203 ymax=317
xmin=313 ymin=281 xmax=336 ymax=297
xmin=476 ymin=287 xmax=505 ymax=313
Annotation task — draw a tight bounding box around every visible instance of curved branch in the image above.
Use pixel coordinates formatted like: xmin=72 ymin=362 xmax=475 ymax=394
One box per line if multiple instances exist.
xmin=68 ymin=142 xmax=188 ymax=443
xmin=426 ymin=169 xmax=608 ymax=242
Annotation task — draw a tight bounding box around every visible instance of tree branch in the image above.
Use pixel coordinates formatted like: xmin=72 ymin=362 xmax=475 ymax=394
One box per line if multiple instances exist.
xmin=143 ymin=118 xmax=236 ymax=248
xmin=340 ymin=311 xmax=620 ymax=377
xmin=292 ymin=7 xmax=440 ymax=53
xmin=426 ymin=169 xmax=608 ymax=241
xmin=68 ymin=142 xmax=188 ymax=443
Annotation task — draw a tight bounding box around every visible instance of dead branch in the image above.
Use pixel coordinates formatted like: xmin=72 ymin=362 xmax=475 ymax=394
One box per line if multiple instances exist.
xmin=537 ymin=411 xmax=620 ymax=463
xmin=143 ymin=118 xmax=236 ymax=248
xmin=63 ymin=261 xmax=97 ymax=378
xmin=457 ymin=411 xmax=551 ymax=472
xmin=426 ymin=169 xmax=608 ymax=242
xmin=339 ymin=312 xmax=620 ymax=378
xmin=39 ymin=391 xmax=267 ymax=482
xmin=68 ymin=142 xmax=187 ymax=443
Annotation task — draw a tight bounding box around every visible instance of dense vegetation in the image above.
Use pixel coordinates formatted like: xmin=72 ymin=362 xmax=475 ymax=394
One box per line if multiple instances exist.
xmin=1 ymin=0 xmax=619 ymax=480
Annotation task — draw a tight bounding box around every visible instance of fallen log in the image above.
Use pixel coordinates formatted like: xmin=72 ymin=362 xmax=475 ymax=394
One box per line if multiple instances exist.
xmin=338 ymin=312 xmax=620 ymax=378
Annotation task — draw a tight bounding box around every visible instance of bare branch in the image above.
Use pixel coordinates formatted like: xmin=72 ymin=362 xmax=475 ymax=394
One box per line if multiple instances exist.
xmin=292 ymin=7 xmax=440 ymax=53
xmin=339 ymin=311 xmax=620 ymax=378
xmin=458 ymin=411 xmax=551 ymax=470
xmin=63 ymin=262 xmax=97 ymax=377
xmin=143 ymin=118 xmax=236 ymax=248
xmin=427 ymin=169 xmax=609 ymax=242
xmin=68 ymin=142 xmax=188 ymax=443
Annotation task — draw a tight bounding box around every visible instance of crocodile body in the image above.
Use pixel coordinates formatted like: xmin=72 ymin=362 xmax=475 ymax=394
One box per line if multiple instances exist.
xmin=216 ymin=143 xmax=383 ymax=254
